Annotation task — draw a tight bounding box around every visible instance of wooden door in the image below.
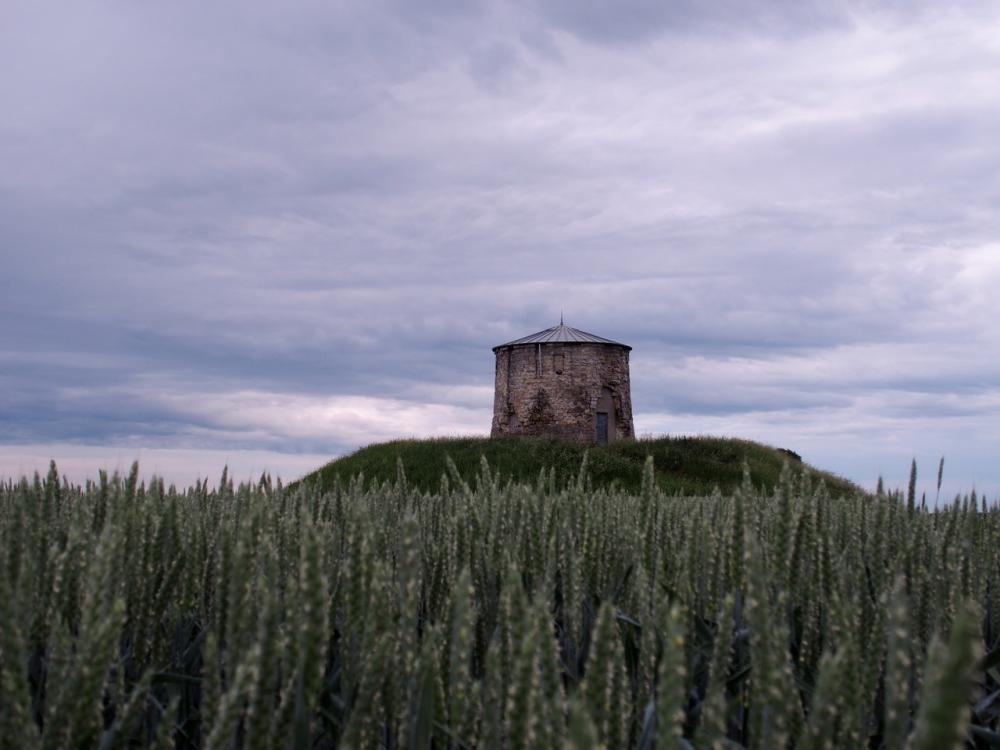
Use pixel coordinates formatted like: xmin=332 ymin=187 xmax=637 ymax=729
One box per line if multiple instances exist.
xmin=596 ymin=412 xmax=608 ymax=444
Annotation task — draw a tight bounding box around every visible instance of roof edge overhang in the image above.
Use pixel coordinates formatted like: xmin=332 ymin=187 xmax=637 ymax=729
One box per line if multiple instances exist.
xmin=492 ymin=341 xmax=632 ymax=352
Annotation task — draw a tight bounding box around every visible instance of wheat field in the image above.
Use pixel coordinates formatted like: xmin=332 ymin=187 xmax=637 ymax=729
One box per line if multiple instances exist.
xmin=0 ymin=458 xmax=997 ymax=748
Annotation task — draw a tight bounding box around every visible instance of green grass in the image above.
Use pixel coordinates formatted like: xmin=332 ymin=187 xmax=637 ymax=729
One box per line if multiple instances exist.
xmin=296 ymin=434 xmax=862 ymax=497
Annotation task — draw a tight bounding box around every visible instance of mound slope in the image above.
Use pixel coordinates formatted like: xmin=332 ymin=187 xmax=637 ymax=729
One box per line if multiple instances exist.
xmin=297 ymin=435 xmax=861 ymax=497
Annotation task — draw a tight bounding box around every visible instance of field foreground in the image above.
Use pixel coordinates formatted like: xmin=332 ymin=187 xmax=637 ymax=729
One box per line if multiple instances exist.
xmin=1 ymin=459 xmax=998 ymax=748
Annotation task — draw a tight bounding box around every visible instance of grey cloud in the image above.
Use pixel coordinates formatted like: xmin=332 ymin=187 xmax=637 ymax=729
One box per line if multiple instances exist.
xmin=2 ymin=0 xmax=999 ymax=490
xmin=521 ymin=0 xmax=989 ymax=45
xmin=468 ymin=42 xmax=524 ymax=93
xmin=523 ymin=0 xmax=851 ymax=44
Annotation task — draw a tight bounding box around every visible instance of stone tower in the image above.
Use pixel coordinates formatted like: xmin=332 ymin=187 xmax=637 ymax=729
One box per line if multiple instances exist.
xmin=491 ymin=321 xmax=634 ymax=444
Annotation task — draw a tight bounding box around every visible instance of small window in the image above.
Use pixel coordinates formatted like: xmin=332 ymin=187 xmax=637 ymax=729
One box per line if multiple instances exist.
xmin=553 ymin=354 xmax=564 ymax=374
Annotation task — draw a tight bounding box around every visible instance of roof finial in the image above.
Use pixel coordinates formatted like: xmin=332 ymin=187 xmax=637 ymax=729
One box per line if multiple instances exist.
xmin=560 ymin=309 xmax=564 ymax=325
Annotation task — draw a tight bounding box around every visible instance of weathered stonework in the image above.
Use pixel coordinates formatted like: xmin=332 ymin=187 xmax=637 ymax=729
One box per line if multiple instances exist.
xmin=491 ymin=339 xmax=634 ymax=443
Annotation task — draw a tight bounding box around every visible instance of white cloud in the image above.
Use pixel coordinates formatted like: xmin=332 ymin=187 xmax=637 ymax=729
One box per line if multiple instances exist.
xmin=152 ymin=389 xmax=490 ymax=446
xmin=0 ymin=444 xmax=332 ymax=488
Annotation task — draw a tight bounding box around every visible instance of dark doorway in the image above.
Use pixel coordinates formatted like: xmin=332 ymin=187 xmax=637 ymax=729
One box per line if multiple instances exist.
xmin=595 ymin=387 xmax=616 ymax=444
xmin=596 ymin=412 xmax=608 ymax=444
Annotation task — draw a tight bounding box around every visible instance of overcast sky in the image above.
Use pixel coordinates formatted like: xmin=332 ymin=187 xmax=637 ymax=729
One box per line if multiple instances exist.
xmin=2 ymin=0 xmax=998 ymax=496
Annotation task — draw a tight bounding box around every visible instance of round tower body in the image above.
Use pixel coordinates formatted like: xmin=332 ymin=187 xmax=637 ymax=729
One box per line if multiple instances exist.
xmin=491 ymin=324 xmax=633 ymax=443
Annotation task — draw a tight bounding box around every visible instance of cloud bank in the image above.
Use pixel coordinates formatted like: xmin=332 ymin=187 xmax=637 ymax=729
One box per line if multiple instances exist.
xmin=2 ymin=0 xmax=999 ymax=494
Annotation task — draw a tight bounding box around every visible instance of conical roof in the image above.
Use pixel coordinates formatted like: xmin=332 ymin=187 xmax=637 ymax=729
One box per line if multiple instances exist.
xmin=493 ymin=322 xmax=630 ymax=351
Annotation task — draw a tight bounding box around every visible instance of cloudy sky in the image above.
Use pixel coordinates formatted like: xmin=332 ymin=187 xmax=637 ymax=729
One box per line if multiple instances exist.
xmin=2 ymin=0 xmax=998 ymax=496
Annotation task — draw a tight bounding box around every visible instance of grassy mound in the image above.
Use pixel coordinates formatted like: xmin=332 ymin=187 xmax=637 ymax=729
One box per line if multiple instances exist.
xmin=297 ymin=435 xmax=862 ymax=497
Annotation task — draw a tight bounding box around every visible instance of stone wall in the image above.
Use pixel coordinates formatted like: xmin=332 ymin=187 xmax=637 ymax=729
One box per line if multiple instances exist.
xmin=490 ymin=342 xmax=634 ymax=442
